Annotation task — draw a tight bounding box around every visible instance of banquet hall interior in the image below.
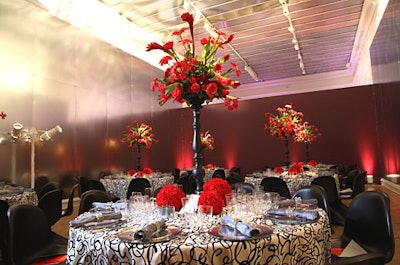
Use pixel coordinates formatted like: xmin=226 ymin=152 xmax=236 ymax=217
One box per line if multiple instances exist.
xmin=0 ymin=0 xmax=400 ymax=264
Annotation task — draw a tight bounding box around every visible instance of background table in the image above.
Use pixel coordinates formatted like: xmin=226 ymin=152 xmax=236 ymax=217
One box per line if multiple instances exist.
xmin=0 ymin=186 xmax=38 ymax=206
xmin=100 ymin=173 xmax=174 ymax=199
xmin=67 ymin=208 xmax=331 ymax=264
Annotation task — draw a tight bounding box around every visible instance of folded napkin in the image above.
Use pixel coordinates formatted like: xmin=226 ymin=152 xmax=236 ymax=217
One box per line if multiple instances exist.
xmin=267 ymin=208 xmax=319 ymax=221
xmin=276 ymin=198 xmax=318 ymax=208
xmin=70 ymin=211 xmax=122 ymax=227
xmin=221 ymin=215 xmax=260 ymax=237
xmin=134 ymin=219 xmax=166 ymax=241
xmin=92 ymin=202 xmax=127 ymax=211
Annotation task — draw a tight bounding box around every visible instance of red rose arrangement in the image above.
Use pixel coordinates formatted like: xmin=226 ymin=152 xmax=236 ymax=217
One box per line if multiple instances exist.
xmin=288 ymin=162 xmax=305 ymax=174
xmin=274 ymin=167 xmax=284 ymax=174
xmin=308 ymin=160 xmax=317 ymax=167
xmin=127 ymin=167 xmax=153 ymax=177
xmin=121 ymin=120 xmax=158 ymax=149
xmin=203 ymin=164 xmax=214 ymax=169
xmin=197 ymin=190 xmax=225 ymax=215
xmin=146 ymin=12 xmax=241 ymax=110
xmin=156 ymin=185 xmax=185 ymax=211
xmin=200 ymin=130 xmax=215 ymax=151
xmin=198 ymin=178 xmax=232 ymax=215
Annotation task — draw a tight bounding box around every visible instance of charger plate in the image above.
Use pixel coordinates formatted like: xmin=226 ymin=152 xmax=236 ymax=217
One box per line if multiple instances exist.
xmin=118 ymin=226 xmax=181 ymax=244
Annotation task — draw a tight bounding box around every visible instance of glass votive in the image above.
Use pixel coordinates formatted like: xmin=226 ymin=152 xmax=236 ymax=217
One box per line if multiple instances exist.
xmin=158 ymin=205 xmax=175 ymax=219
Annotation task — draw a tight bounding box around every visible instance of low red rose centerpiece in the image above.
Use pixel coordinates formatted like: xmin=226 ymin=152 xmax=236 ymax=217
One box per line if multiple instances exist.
xmin=156 ymin=185 xmax=185 ymax=211
xmin=198 ymin=178 xmax=232 ymax=215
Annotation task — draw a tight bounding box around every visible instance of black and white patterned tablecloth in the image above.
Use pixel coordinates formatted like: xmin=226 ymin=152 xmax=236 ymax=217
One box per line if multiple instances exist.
xmin=67 ymin=209 xmax=331 ymax=264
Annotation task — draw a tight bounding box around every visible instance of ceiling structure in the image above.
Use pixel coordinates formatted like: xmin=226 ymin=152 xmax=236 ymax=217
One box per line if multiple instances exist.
xmin=29 ymin=0 xmax=400 ymax=100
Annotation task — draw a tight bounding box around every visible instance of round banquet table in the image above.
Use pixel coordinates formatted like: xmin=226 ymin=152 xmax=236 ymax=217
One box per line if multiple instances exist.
xmin=100 ymin=173 xmax=174 ymax=199
xmin=0 ymin=186 xmax=38 ymax=206
xmin=67 ymin=208 xmax=331 ymax=264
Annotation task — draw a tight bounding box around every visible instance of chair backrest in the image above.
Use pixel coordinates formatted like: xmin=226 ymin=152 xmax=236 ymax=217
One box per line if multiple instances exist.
xmin=342 ymin=191 xmax=394 ymax=263
xmin=292 ymin=185 xmax=332 ymax=222
xmin=79 ymin=190 xmax=112 ymax=214
xmin=177 ymin=172 xmax=195 ymax=195
xmin=173 ymin=168 xmax=181 ymax=183
xmin=78 ymin=176 xmax=91 ymax=197
xmin=260 ymin=177 xmax=291 ymax=198
xmin=211 ymin=169 xmax=226 ymax=179
xmin=61 ymin=183 xmax=79 ymax=217
xmin=0 ymin=200 xmax=10 ymax=265
xmin=126 ymin=178 xmax=151 ymax=199
xmin=38 ymin=189 xmax=63 ymax=227
xmin=226 ymin=175 xmax=242 ymax=186
xmin=37 ymin=182 xmax=58 ymax=200
xmin=7 ymin=204 xmax=66 ymax=265
xmin=345 ymin=169 xmax=360 ymax=189
xmin=88 ymin=179 xmax=107 ymax=192
xmin=34 ymin=175 xmax=50 ymax=195
xmin=351 ymin=171 xmax=366 ymax=198
xmin=311 ymin=175 xmax=340 ymax=205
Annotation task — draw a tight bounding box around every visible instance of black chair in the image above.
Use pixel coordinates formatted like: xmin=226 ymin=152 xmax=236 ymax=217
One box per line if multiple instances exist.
xmin=126 ymin=178 xmax=151 ymax=199
xmin=37 ymin=182 xmax=59 ymax=200
xmin=231 ymin=182 xmax=254 ymax=194
xmin=292 ymin=185 xmax=332 ymax=224
xmin=78 ymin=190 xmax=113 ymax=214
xmin=0 ymin=200 xmax=10 ymax=265
xmin=61 ymin=183 xmax=79 ymax=218
xmin=312 ymin=175 xmax=348 ymax=226
xmin=344 ymin=169 xmax=359 ymax=190
xmin=341 ymin=171 xmax=366 ymax=200
xmin=173 ymin=168 xmax=181 ymax=183
xmin=226 ymin=175 xmax=242 ymax=186
xmin=7 ymin=204 xmax=67 ymax=265
xmin=260 ymin=177 xmax=291 ymax=198
xmin=327 ymin=252 xmax=386 ymax=265
xmin=78 ymin=176 xmax=91 ymax=197
xmin=34 ymin=175 xmax=50 ymax=195
xmin=177 ymin=172 xmax=196 ymax=195
xmin=211 ymin=169 xmax=226 ymax=179
xmin=332 ymin=191 xmax=394 ymax=263
xmin=38 ymin=189 xmax=63 ymax=227
xmin=88 ymin=179 xmax=107 ymax=192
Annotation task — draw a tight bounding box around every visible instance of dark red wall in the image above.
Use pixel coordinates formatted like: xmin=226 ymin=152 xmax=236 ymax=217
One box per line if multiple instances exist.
xmin=147 ymin=82 xmax=400 ymax=182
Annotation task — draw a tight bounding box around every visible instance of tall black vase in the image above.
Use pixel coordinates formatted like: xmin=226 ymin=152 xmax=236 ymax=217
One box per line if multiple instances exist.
xmin=190 ymin=97 xmax=205 ymax=194
xmin=305 ymin=142 xmax=310 ymax=163
xmin=136 ymin=144 xmax=142 ymax=171
xmin=284 ymin=137 xmax=290 ymax=168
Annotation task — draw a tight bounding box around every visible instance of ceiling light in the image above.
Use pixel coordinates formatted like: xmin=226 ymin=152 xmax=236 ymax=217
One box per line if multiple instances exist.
xmin=245 ymin=65 xmax=260 ymax=81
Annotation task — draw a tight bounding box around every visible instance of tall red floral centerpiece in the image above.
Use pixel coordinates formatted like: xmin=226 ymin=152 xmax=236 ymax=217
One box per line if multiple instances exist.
xmin=121 ymin=120 xmax=158 ymax=171
xmin=264 ymin=104 xmax=303 ymax=168
xmin=147 ymin=12 xmax=241 ymax=193
xmin=294 ymin=121 xmax=321 ymax=162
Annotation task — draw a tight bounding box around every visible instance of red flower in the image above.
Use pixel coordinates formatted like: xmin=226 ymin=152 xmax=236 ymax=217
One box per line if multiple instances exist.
xmin=274 ymin=167 xmax=284 ymax=173
xmin=198 ymin=190 xmax=225 ymax=215
xmin=308 ymin=160 xmax=317 ymax=167
xmin=128 ymin=169 xmax=136 ymax=176
xmin=156 ymin=185 xmax=185 ymax=211
xmin=203 ymin=178 xmax=232 ymax=206
xmin=121 ymin=120 xmax=158 ymax=149
xmin=204 ymin=164 xmax=214 ymax=169
xmin=142 ymin=167 xmax=153 ymax=174
xmin=0 ymin=112 xmax=6 ymax=119
xmin=147 ymin=12 xmax=240 ymax=110
xmin=288 ymin=162 xmax=304 ymax=174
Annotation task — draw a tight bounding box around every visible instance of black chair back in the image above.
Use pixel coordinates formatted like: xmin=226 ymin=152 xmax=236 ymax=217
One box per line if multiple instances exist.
xmin=126 ymin=178 xmax=151 ymax=199
xmin=0 ymin=200 xmax=10 ymax=265
xmin=88 ymin=179 xmax=107 ymax=192
xmin=37 ymin=182 xmax=58 ymax=200
xmin=351 ymin=171 xmax=366 ymax=198
xmin=292 ymin=185 xmax=332 ymax=223
xmin=342 ymin=191 xmax=394 ymax=263
xmin=211 ymin=169 xmax=226 ymax=179
xmin=345 ymin=169 xmax=359 ymax=189
xmin=78 ymin=176 xmax=91 ymax=197
xmin=38 ymin=189 xmax=63 ymax=227
xmin=260 ymin=177 xmax=291 ymax=198
xmin=34 ymin=175 xmax=50 ymax=195
xmin=79 ymin=190 xmax=112 ymax=214
xmin=177 ymin=172 xmax=196 ymax=195
xmin=7 ymin=204 xmax=66 ymax=265
xmin=226 ymin=175 xmax=242 ymax=186
xmin=61 ymin=184 xmax=79 ymax=218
